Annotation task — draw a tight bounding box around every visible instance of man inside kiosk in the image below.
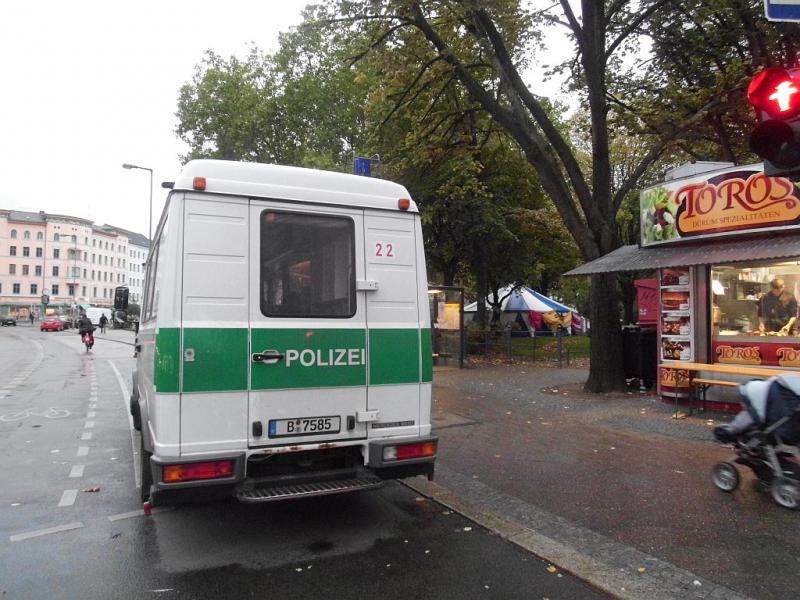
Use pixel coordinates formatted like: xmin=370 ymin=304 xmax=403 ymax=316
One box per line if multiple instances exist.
xmin=759 ymin=277 xmax=798 ymax=335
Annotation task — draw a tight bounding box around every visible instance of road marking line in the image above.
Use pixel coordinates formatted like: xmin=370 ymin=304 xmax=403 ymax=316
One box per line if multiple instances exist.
xmin=77 ymin=446 xmax=89 ymax=457
xmin=108 ymin=359 xmax=138 ymax=488
xmin=58 ymin=489 xmax=78 ymax=507
xmin=69 ymin=465 xmax=85 ymax=478
xmin=84 ymin=421 xmax=95 ymax=428
xmin=87 ymin=411 xmax=96 ymax=418
xmin=89 ymin=403 xmax=97 ymax=409
xmin=10 ymin=521 xmax=84 ymax=542
xmin=81 ymin=432 xmax=92 ymax=440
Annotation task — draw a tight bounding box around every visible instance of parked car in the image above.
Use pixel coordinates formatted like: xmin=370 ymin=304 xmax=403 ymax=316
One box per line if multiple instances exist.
xmin=57 ymin=315 xmax=73 ymax=329
xmin=0 ymin=316 xmax=16 ymax=326
xmin=40 ymin=316 xmax=65 ymax=332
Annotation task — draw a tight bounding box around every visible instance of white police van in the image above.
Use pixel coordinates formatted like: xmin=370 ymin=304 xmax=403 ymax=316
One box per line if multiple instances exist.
xmin=130 ymin=160 xmax=436 ymax=505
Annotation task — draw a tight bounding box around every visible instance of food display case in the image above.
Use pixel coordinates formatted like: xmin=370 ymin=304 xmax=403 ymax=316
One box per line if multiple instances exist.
xmin=660 ymin=268 xmax=693 ymax=362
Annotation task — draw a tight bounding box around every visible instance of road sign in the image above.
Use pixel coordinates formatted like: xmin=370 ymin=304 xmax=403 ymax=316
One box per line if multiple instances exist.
xmin=765 ymin=0 xmax=800 ymax=22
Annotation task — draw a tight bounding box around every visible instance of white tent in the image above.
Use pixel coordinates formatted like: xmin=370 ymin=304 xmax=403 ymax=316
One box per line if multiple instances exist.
xmin=464 ymin=286 xmax=578 ymax=335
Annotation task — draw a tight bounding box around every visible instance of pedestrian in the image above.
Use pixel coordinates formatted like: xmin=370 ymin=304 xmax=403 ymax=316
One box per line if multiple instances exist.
xmin=758 ymin=277 xmax=798 ymax=335
xmin=99 ymin=313 xmax=108 ymax=334
xmin=29 ymin=313 xmax=34 ymax=325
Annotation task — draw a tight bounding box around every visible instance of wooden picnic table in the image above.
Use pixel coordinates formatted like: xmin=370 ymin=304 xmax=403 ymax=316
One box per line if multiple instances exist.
xmin=659 ymin=361 xmax=793 ymax=416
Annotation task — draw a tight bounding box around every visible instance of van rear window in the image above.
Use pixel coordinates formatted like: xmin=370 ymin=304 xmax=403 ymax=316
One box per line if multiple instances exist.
xmin=260 ymin=211 xmax=355 ymax=318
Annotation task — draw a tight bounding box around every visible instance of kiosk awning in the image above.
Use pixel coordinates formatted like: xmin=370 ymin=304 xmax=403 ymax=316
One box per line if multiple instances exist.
xmin=566 ymin=233 xmax=800 ymax=276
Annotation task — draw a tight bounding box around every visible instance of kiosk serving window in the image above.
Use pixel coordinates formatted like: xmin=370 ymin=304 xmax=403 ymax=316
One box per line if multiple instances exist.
xmin=711 ymin=263 xmax=800 ymax=339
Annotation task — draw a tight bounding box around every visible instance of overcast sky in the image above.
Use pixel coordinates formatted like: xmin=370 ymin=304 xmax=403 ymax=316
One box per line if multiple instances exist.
xmin=0 ymin=0 xmax=313 ymax=239
xmin=0 ymin=2 xmax=570 ymax=241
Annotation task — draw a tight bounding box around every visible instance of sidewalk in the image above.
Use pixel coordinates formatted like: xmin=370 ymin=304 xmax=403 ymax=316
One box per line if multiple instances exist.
xmin=414 ymin=364 xmax=798 ymax=600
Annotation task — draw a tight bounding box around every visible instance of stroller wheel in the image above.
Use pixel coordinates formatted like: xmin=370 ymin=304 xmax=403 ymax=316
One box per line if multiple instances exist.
xmin=712 ymin=462 xmax=740 ymax=492
xmin=770 ymin=477 xmax=800 ymax=510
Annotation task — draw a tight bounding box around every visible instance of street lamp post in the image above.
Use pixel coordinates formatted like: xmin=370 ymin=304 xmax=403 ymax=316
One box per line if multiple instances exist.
xmin=122 ymin=163 xmax=154 ymax=243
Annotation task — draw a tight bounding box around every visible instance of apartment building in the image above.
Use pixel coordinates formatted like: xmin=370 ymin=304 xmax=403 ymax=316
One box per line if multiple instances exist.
xmin=0 ymin=210 xmax=148 ymax=317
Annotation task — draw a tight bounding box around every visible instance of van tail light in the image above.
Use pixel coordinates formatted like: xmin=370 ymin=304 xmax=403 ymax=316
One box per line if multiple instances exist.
xmin=192 ymin=176 xmax=207 ymax=191
xmin=398 ymin=198 xmax=411 ymax=210
xmin=162 ymin=460 xmax=234 ymax=483
xmin=383 ymin=440 xmax=437 ymax=462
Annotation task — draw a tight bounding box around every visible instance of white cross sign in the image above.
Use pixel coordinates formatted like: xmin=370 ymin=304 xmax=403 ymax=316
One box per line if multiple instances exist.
xmin=765 ymin=0 xmax=800 ymax=22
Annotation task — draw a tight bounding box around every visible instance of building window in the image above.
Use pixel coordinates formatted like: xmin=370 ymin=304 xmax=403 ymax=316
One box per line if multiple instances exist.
xmin=93 ymin=239 xmax=96 ymax=247
xmin=35 ymin=247 xmax=42 ymax=257
xmin=103 ymin=288 xmax=107 ymax=298
xmin=53 ymin=266 xmax=59 ymax=276
xmin=35 ymin=265 xmax=41 ymax=276
xmin=36 ymin=232 xmax=43 ymax=240
xmin=9 ymin=246 xmax=16 ymax=256
xmin=82 ymin=286 xmax=86 ymax=296
xmin=68 ymin=284 xmax=76 ymax=296
xmin=22 ymin=247 xmax=29 ymax=257
xmin=51 ymin=284 xmax=59 ymax=295
xmin=22 ymin=265 xmax=28 ymax=275
xmin=10 ymin=229 xmax=17 ymax=239
xmin=30 ymin=283 xmax=37 ymax=295
xmin=53 ymin=248 xmax=60 ymax=259
xmin=83 ymin=252 xmax=87 ymax=261
xmin=83 ymin=269 xmax=87 ymax=278
xmin=12 ymin=283 xmax=20 ymax=294
xmin=23 ymin=231 xmax=30 ymax=240
xmin=93 ymin=287 xmax=97 ymax=297
xmin=54 ymin=233 xmax=60 ymax=241
xmin=9 ymin=264 xmax=15 ymax=275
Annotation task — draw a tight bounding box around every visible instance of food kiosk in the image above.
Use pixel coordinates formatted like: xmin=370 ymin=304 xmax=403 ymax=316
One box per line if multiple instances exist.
xmin=567 ymin=162 xmax=800 ymax=410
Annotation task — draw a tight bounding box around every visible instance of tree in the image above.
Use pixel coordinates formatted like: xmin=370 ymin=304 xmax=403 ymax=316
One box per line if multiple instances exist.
xmin=322 ymin=2 xmax=676 ymax=390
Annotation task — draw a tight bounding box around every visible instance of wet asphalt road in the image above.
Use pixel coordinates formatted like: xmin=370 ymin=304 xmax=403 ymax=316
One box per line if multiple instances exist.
xmin=430 ymin=365 xmax=800 ymax=600
xmin=0 ymin=326 xmax=607 ymax=600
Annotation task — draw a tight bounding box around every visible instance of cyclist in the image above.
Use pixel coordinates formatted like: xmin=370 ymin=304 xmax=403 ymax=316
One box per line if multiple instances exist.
xmin=77 ymin=314 xmax=95 ymax=349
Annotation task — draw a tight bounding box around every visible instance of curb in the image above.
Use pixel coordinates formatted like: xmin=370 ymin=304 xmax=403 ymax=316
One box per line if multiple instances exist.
xmin=403 ymin=476 xmax=753 ymax=600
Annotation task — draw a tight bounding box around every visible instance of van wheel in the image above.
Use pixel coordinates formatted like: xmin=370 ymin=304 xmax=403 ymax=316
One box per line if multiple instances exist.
xmin=140 ymin=435 xmax=153 ymax=503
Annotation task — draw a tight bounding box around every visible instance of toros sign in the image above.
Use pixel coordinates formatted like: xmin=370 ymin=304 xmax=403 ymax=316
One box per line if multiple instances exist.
xmin=640 ymin=165 xmax=800 ymax=246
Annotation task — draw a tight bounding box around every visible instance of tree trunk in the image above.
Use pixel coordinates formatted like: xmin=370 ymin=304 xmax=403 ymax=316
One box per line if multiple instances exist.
xmin=584 ymin=273 xmax=626 ymax=393
xmin=619 ymin=273 xmax=638 ymax=326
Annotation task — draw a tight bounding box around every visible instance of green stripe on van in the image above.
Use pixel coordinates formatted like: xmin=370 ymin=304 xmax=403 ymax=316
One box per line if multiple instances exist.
xmin=183 ymin=328 xmax=248 ymax=392
xmin=369 ymin=328 xmax=420 ymax=385
xmin=155 ymin=328 xmax=180 ymax=393
xmin=159 ymin=326 xmax=428 ymax=392
xmin=421 ymin=328 xmax=433 ymax=382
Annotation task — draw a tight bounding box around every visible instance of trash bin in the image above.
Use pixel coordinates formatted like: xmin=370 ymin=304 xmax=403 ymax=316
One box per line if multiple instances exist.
xmin=621 ymin=325 xmax=642 ymax=382
xmin=640 ymin=327 xmax=657 ymax=389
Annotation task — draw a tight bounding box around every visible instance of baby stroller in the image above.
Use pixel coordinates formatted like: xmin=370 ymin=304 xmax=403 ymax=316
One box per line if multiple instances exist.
xmin=712 ymin=374 xmax=800 ymax=509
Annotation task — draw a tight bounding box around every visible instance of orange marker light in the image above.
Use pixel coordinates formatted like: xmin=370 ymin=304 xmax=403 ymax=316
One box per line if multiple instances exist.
xmin=398 ymin=198 xmax=411 ymax=211
xmin=193 ymin=176 xmax=207 ymax=191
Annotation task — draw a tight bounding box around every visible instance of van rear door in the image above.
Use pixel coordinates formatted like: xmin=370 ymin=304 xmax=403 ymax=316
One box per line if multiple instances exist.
xmin=248 ymin=202 xmax=369 ymax=447
xmin=363 ymin=211 xmax=422 ymax=438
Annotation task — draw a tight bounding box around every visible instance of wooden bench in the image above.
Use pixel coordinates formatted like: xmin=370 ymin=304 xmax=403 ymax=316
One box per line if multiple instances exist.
xmin=660 ymin=362 xmax=789 ymax=417
xmin=690 ymin=378 xmax=739 ymax=413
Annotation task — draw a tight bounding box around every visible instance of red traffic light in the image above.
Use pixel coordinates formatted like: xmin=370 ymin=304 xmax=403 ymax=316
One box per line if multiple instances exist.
xmin=748 ymin=68 xmax=800 ymax=119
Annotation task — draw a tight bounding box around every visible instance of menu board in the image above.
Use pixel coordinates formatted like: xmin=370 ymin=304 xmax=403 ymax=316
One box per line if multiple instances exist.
xmin=660 ymin=267 xmax=693 ymax=362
